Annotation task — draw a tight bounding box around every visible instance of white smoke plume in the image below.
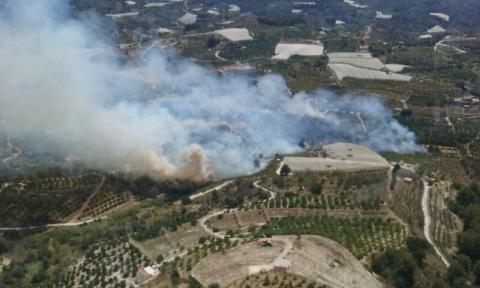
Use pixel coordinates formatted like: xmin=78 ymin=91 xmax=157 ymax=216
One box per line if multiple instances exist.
xmin=0 ymin=0 xmax=421 ymax=180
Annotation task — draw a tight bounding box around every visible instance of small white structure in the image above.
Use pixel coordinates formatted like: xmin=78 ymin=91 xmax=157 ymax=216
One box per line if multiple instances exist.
xmin=134 ymin=266 xmax=160 ymax=285
xmin=292 ymin=9 xmax=303 ymax=14
xmin=178 ymin=13 xmax=197 ymax=24
xmin=105 ymin=12 xmax=139 ymax=19
xmin=215 ymin=28 xmax=253 ymax=42
xmin=229 ymin=5 xmax=240 ymax=12
xmin=272 ymin=43 xmax=324 ymax=60
xmin=344 ymin=0 xmax=367 ymax=8
xmin=419 ymin=34 xmax=433 ymax=39
xmin=428 ymin=25 xmax=446 ymax=34
xmin=293 ymin=2 xmax=316 ymax=5
xmin=376 ymin=11 xmax=392 ymax=19
xmin=430 ymin=12 xmax=449 ymax=22
xmin=144 ymin=2 xmax=170 ymax=8
xmin=157 ymin=28 xmax=175 ymax=34
xmin=207 ymin=9 xmax=220 ymax=16
xmin=125 ymin=1 xmax=136 ymax=5
xmin=335 ymin=20 xmax=345 ymax=25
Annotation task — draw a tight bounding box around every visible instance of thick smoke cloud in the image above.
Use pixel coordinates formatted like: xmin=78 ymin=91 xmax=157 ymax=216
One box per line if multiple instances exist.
xmin=0 ymin=1 xmax=420 ymax=180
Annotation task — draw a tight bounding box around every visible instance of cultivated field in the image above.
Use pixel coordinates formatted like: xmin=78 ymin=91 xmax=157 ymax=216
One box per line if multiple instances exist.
xmin=131 ymin=223 xmax=209 ymax=261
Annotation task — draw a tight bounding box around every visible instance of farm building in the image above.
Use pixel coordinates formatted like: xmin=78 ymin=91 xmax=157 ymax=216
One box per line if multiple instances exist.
xmin=134 ymin=266 xmax=159 ymax=285
xmin=281 ymin=143 xmax=389 ymax=173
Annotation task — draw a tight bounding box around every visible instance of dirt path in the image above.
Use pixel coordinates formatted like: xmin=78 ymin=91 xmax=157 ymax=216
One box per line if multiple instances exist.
xmin=0 ymin=216 xmax=107 ymax=231
xmin=253 ymin=180 xmax=276 ymax=200
xmin=68 ymin=175 xmax=106 ymax=221
xmin=214 ymin=50 xmax=227 ymax=61
xmin=356 ymin=112 xmax=368 ymax=133
xmin=400 ymin=97 xmax=410 ymax=110
xmin=199 ymin=210 xmax=228 ymax=239
xmin=2 ymin=136 xmax=22 ymax=163
xmin=189 ymin=180 xmax=234 ymax=200
xmin=445 ymin=116 xmax=455 ymax=132
xmin=422 ymin=179 xmax=450 ymax=267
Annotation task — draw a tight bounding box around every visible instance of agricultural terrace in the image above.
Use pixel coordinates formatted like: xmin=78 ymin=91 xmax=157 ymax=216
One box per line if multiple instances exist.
xmin=55 ymin=238 xmax=150 ymax=288
xmin=429 ymin=181 xmax=463 ymax=255
xmin=155 ymin=235 xmax=243 ymax=285
xmin=389 ymin=173 xmax=425 ymax=233
xmin=0 ymin=173 xmax=104 ymax=226
xmin=263 ymin=194 xmax=383 ymax=210
xmin=256 ymin=216 xmax=406 ymax=259
xmin=227 ymin=271 xmax=318 ymax=288
xmin=131 ymin=222 xmax=209 ymax=262
xmin=263 ymin=168 xmax=388 ymax=202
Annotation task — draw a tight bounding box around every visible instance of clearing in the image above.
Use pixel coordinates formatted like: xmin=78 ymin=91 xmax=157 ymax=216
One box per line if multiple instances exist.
xmin=192 ymin=235 xmax=382 ymax=288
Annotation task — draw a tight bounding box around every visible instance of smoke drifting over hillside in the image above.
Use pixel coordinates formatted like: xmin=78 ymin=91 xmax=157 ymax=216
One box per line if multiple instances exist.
xmin=0 ymin=1 xmax=420 ymax=180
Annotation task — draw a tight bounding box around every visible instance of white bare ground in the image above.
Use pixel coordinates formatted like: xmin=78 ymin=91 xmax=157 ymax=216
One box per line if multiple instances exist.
xmin=192 ymin=236 xmax=382 ymax=288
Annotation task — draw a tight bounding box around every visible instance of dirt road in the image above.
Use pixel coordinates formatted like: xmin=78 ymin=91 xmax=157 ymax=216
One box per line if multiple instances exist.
xmin=189 ymin=180 xmax=234 ymax=200
xmin=422 ymin=179 xmax=450 ymax=267
xmin=2 ymin=136 xmax=22 ymax=163
xmin=0 ymin=216 xmax=107 ymax=231
xmin=253 ymin=180 xmax=276 ymax=200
